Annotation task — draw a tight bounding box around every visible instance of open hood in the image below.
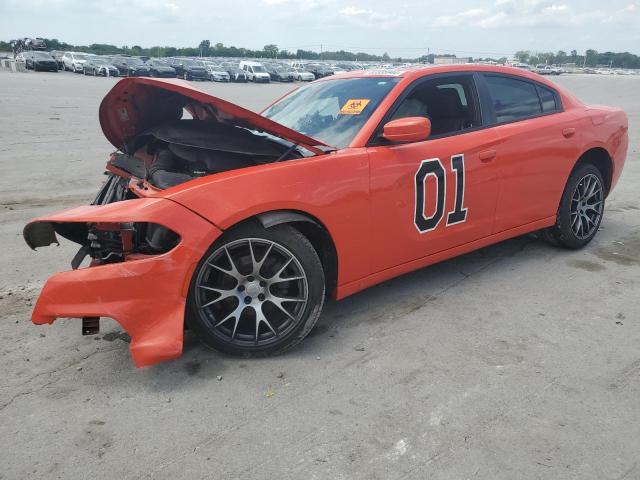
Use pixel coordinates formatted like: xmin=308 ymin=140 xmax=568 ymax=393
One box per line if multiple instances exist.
xmin=99 ymin=77 xmax=332 ymax=155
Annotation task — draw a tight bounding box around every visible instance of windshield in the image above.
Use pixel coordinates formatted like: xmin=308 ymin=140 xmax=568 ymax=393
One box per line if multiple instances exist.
xmin=126 ymin=57 xmax=144 ymax=65
xmin=252 ymin=65 xmax=266 ymax=72
xmin=74 ymin=54 xmax=88 ymax=60
xmin=263 ymin=77 xmax=400 ymax=148
xmin=32 ymin=52 xmax=51 ymax=59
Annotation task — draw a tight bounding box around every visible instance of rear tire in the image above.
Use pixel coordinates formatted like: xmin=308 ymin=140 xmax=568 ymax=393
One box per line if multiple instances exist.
xmin=542 ymin=163 xmax=605 ymax=249
xmin=187 ymin=222 xmax=325 ymax=357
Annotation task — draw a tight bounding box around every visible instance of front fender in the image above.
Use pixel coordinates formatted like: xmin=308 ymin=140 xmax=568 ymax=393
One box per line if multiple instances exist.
xmin=163 ymin=150 xmax=372 ymax=286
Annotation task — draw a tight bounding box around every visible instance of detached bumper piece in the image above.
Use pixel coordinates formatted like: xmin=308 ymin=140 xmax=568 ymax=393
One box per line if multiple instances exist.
xmin=24 ymin=197 xmax=222 ymax=367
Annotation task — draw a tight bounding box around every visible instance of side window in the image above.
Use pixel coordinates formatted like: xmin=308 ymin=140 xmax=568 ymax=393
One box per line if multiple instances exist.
xmin=484 ymin=75 xmax=542 ymax=123
xmin=390 ymin=76 xmax=480 ymax=137
xmin=537 ymin=85 xmax=558 ymax=113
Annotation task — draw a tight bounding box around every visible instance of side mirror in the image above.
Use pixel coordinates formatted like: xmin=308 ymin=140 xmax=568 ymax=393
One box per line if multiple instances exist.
xmin=382 ymin=117 xmax=431 ymax=143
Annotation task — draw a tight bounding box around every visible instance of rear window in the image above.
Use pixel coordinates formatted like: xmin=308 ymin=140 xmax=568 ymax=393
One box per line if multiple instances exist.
xmin=537 ymin=85 xmax=558 ymax=113
xmin=484 ymin=75 xmax=542 ymax=123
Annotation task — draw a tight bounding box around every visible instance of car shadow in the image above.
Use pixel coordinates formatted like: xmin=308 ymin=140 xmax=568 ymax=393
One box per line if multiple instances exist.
xmin=137 ymin=233 xmax=550 ymax=385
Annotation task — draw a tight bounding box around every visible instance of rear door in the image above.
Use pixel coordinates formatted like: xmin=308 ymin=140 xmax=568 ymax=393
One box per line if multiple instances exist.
xmin=478 ymin=73 xmax=583 ymax=233
xmin=367 ymin=73 xmax=501 ymax=273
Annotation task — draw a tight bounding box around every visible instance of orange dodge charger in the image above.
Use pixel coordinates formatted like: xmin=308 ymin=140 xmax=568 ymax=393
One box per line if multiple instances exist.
xmin=24 ymin=65 xmax=628 ymax=367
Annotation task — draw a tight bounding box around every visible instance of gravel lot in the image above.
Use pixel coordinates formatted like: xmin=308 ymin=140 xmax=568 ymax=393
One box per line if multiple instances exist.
xmin=0 ymin=70 xmax=638 ymax=480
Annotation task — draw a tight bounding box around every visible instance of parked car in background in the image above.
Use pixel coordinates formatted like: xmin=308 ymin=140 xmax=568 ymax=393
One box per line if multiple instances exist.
xmin=307 ymin=64 xmax=334 ymax=78
xmin=62 ymin=52 xmax=91 ymax=72
xmin=239 ymin=61 xmax=271 ymax=82
xmin=292 ymin=67 xmax=315 ymax=81
xmin=264 ymin=64 xmax=293 ymax=82
xmin=146 ymin=59 xmax=176 ymax=78
xmin=204 ymin=64 xmax=230 ymax=82
xmin=221 ymin=63 xmax=249 ymax=82
xmin=329 ymin=66 xmax=347 ymax=75
xmin=22 ymin=51 xmax=58 ymax=72
xmin=535 ymin=64 xmax=563 ymax=75
xmin=181 ymin=60 xmax=209 ymax=81
xmin=109 ymin=56 xmax=150 ymax=77
xmin=167 ymin=58 xmax=208 ymax=80
xmin=25 ymin=38 xmax=47 ymax=51
xmin=49 ymin=50 xmax=65 ymax=70
xmin=511 ymin=62 xmax=534 ymax=71
xmin=275 ymin=65 xmax=296 ymax=82
xmin=83 ymin=57 xmax=119 ymax=77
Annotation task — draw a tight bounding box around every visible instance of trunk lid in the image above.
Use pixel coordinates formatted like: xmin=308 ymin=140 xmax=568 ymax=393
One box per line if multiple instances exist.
xmin=99 ymin=77 xmax=332 ymax=155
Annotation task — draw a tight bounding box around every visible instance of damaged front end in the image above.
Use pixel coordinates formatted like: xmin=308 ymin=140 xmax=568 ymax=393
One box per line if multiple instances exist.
xmin=24 ymin=77 xmax=332 ymax=367
xmin=24 ymin=198 xmax=221 ymax=367
xmin=97 ymin=77 xmax=332 ymax=191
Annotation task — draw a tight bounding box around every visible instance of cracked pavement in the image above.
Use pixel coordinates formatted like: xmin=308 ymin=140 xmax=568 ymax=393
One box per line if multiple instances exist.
xmin=0 ymin=71 xmax=638 ymax=479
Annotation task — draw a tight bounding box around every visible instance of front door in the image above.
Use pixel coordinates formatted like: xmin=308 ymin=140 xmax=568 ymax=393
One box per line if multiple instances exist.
xmin=367 ymin=74 xmax=501 ymax=273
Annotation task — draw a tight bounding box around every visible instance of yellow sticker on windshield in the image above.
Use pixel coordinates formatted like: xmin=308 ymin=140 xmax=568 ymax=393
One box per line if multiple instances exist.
xmin=340 ymin=99 xmax=371 ymax=115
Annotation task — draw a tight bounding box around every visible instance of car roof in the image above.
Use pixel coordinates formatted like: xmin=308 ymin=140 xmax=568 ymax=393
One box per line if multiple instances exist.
xmin=322 ymin=64 xmax=555 ymax=83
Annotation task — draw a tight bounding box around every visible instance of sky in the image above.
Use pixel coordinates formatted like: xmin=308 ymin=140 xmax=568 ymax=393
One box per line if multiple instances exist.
xmin=2 ymin=0 xmax=639 ymax=58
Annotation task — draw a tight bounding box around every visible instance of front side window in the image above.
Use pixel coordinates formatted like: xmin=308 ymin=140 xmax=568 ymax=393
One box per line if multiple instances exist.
xmin=390 ymin=75 xmax=480 ymax=137
xmin=263 ymin=77 xmax=400 ymax=148
xmin=484 ymin=75 xmax=544 ymax=123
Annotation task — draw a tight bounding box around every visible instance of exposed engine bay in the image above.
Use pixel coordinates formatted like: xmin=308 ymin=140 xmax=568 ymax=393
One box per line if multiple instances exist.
xmin=102 ymin=118 xmax=307 ymax=192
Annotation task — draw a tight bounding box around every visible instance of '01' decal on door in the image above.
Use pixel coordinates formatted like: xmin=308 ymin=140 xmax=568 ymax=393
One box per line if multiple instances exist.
xmin=414 ymin=154 xmax=468 ymax=233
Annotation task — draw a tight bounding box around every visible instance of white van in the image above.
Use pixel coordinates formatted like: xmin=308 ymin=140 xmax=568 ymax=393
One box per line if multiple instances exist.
xmin=239 ymin=61 xmax=271 ymax=83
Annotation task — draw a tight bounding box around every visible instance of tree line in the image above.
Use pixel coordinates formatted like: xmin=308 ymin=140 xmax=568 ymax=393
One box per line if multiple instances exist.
xmin=2 ymin=38 xmax=639 ymax=68
xmin=515 ymin=50 xmax=640 ymax=69
xmin=0 ymin=38 xmax=395 ymax=62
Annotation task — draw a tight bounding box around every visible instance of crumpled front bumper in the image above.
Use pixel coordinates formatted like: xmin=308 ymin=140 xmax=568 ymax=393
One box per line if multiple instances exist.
xmin=25 ymin=197 xmax=222 ymax=367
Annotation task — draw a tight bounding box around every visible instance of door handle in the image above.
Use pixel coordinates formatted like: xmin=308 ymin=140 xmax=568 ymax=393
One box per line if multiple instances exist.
xmin=479 ymin=150 xmax=497 ymax=162
xmin=562 ymin=127 xmax=576 ymax=138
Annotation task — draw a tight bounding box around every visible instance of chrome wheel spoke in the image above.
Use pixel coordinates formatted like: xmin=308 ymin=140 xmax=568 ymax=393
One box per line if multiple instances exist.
xmin=199 ymin=285 xmax=237 ymax=308
xmin=214 ymin=304 xmax=245 ymax=329
xmin=254 ymin=304 xmax=278 ymax=341
xmin=248 ymin=240 xmax=273 ymax=277
xmin=208 ymin=246 xmax=243 ymax=281
xmin=267 ymin=298 xmax=296 ymax=321
xmin=270 ymin=257 xmax=293 ymax=282
xmin=270 ymin=275 xmax=305 ymax=284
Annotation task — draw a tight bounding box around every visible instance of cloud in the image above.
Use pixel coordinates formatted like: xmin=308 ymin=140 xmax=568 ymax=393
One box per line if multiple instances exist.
xmin=1 ymin=0 xmax=639 ymax=58
xmin=339 ymin=6 xmax=373 ymax=16
xmin=428 ymin=1 xmax=639 ymax=29
xmin=432 ymin=8 xmax=486 ymax=27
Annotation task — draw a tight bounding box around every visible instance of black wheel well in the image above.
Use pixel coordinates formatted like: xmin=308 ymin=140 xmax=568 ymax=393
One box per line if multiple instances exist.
xmin=233 ymin=210 xmax=339 ymax=299
xmin=575 ymin=147 xmax=613 ymax=195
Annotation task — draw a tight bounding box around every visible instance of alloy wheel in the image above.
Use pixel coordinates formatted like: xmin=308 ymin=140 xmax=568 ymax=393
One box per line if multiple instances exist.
xmin=194 ymin=238 xmax=309 ymax=347
xmin=570 ymin=173 xmax=603 ymax=239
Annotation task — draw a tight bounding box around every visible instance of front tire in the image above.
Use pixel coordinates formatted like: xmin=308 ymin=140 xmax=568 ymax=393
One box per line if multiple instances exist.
xmin=187 ymin=222 xmax=325 ymax=357
xmin=542 ymin=163 xmax=605 ymax=249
